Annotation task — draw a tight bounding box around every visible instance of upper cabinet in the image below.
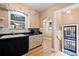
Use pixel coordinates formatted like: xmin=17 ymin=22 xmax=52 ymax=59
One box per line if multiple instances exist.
xmin=30 ymin=10 xmax=40 ymax=28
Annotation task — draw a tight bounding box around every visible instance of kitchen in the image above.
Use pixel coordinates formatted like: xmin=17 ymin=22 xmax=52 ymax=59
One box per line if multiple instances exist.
xmin=0 ymin=3 xmax=78 ymax=56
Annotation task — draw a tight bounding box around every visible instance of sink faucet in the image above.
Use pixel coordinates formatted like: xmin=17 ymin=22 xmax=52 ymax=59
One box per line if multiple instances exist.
xmin=14 ymin=24 xmax=16 ymax=29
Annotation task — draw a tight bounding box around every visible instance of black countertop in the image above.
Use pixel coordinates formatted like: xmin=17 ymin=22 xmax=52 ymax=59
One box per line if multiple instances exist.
xmin=24 ymin=32 xmax=42 ymax=36
xmin=0 ymin=32 xmax=42 ymax=40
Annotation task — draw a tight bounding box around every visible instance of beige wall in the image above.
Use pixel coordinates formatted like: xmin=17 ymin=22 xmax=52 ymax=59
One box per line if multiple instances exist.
xmin=62 ymin=7 xmax=79 ymax=25
xmin=0 ymin=3 xmax=40 ymax=28
xmin=56 ymin=6 xmax=79 ymax=31
xmin=0 ymin=10 xmax=8 ymax=28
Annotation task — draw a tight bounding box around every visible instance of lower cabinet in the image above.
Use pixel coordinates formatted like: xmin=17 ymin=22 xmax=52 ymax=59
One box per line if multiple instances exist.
xmin=0 ymin=36 xmax=29 ymax=56
xmin=29 ymin=35 xmax=42 ymax=50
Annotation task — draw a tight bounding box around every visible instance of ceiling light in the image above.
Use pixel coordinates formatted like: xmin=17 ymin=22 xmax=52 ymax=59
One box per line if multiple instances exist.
xmin=66 ymin=10 xmax=71 ymax=14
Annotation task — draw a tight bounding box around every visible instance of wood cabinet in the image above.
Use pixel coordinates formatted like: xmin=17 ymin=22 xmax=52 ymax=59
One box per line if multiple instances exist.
xmin=29 ymin=35 xmax=42 ymax=50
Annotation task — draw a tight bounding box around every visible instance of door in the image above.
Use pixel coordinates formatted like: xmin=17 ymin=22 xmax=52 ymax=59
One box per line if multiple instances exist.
xmin=42 ymin=18 xmax=53 ymax=50
xmin=63 ymin=25 xmax=77 ymax=55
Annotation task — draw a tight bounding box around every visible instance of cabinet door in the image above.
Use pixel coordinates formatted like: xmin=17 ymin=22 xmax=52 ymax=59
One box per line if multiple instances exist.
xmin=3 ymin=36 xmax=29 ymax=56
xmin=19 ymin=37 xmax=29 ymax=54
xmin=30 ymin=11 xmax=40 ymax=28
xmin=0 ymin=40 xmax=6 ymax=56
xmin=3 ymin=38 xmax=16 ymax=56
xmin=29 ymin=36 xmax=35 ymax=50
xmin=15 ymin=37 xmax=29 ymax=55
xmin=29 ymin=35 xmax=42 ymax=50
xmin=38 ymin=35 xmax=43 ymax=44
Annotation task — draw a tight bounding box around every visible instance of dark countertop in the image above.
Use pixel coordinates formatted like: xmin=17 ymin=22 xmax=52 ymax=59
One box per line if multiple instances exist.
xmin=24 ymin=33 xmax=42 ymax=36
xmin=0 ymin=34 xmax=29 ymax=40
xmin=0 ymin=32 xmax=42 ymax=40
xmin=0 ymin=32 xmax=42 ymax=36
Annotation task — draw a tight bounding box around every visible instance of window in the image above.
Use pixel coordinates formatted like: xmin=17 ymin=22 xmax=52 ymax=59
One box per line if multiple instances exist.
xmin=11 ymin=13 xmax=25 ymax=22
xmin=9 ymin=10 xmax=28 ymax=29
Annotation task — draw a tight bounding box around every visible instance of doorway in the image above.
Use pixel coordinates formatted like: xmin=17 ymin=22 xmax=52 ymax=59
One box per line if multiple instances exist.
xmin=63 ymin=24 xmax=77 ymax=56
xmin=42 ymin=17 xmax=54 ymax=51
xmin=54 ymin=4 xmax=79 ymax=55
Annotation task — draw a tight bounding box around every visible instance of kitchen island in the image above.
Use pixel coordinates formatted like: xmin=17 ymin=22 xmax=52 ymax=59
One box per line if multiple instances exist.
xmin=0 ymin=29 xmax=29 ymax=56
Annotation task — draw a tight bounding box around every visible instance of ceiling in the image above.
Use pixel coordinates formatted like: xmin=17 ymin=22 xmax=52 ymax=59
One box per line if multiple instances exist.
xmin=26 ymin=3 xmax=54 ymax=12
xmin=25 ymin=3 xmax=74 ymax=12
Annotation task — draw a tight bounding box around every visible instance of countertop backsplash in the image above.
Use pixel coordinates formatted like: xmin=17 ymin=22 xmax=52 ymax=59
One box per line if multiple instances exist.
xmin=0 ymin=28 xmax=29 ymax=34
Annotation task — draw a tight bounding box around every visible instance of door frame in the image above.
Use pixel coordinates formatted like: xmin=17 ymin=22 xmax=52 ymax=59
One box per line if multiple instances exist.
xmin=53 ymin=4 xmax=79 ymax=51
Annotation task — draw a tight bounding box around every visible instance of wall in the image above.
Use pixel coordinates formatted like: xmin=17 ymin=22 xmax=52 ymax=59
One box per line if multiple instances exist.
xmin=56 ymin=6 xmax=79 ymax=33
xmin=62 ymin=7 xmax=79 ymax=25
xmin=0 ymin=10 xmax=8 ymax=28
xmin=0 ymin=3 xmax=40 ymax=28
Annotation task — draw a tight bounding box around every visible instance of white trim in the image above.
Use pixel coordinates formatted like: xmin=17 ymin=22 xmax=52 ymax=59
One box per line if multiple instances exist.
xmin=8 ymin=10 xmax=10 ymax=28
xmin=27 ymin=13 xmax=30 ymax=28
xmin=76 ymin=24 xmax=79 ymax=55
xmin=62 ymin=24 xmax=64 ymax=52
